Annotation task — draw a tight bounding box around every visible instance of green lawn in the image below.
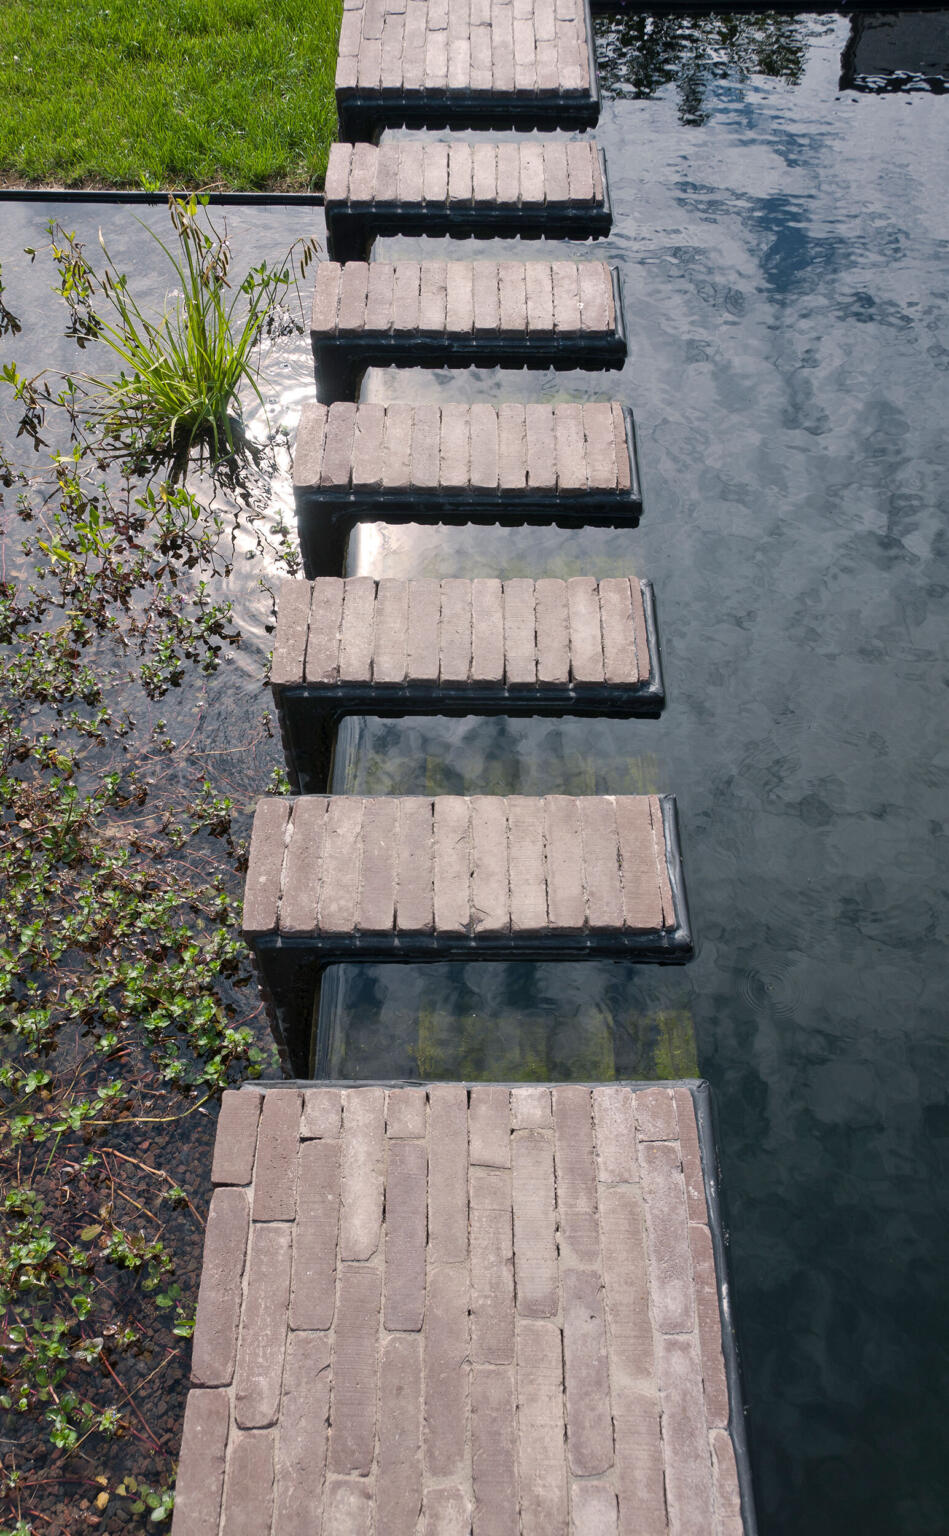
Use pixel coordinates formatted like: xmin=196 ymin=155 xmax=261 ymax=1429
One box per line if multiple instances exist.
xmin=0 ymin=0 xmax=341 ymax=190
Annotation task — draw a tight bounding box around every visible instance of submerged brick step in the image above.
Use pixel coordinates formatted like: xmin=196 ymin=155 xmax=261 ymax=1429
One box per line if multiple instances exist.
xmin=272 ymin=575 xmax=664 ymax=790
xmin=336 ymin=0 xmax=599 ymax=141
xmin=171 ymin=1082 xmax=753 ymax=1536
xmin=324 ymin=139 xmax=611 ymax=259
xmin=310 ymin=259 xmax=626 ymax=402
xmin=292 ymin=400 xmax=641 ymax=575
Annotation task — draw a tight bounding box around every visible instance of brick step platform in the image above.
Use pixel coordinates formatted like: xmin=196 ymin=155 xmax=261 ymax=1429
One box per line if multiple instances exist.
xmin=336 ymin=0 xmax=599 ymax=142
xmin=324 ymin=139 xmax=611 ymax=261
xmin=243 ymin=794 xmax=690 ymax=1072
xmin=272 ymin=575 xmax=663 ymax=791
xmin=292 ymin=400 xmax=641 ymax=576
xmin=170 ymin=1081 xmax=753 ymax=1536
xmin=310 ymin=260 xmax=626 ymax=403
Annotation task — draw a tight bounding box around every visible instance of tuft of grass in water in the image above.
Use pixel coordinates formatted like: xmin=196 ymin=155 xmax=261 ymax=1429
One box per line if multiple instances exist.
xmin=49 ymin=196 xmax=318 ymax=473
xmin=0 ymin=0 xmax=341 ymax=190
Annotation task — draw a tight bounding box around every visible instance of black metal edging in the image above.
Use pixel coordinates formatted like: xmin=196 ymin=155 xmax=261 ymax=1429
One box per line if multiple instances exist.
xmin=238 ymin=1072 xmax=758 ymax=1533
xmin=0 ymin=188 xmax=324 ymax=206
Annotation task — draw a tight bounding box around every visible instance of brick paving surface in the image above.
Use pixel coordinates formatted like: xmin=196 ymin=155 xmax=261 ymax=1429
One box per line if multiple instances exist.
xmin=293 ymin=402 xmax=634 ymax=500
xmin=172 ymin=1084 xmax=745 ymax=1535
xmin=335 ymin=0 xmax=597 ymax=121
xmin=310 ymin=260 xmax=618 ymax=341
xmin=325 ymin=139 xmax=606 ymax=211
xmin=242 ymin=793 xmax=681 ymax=946
xmin=271 ymin=575 xmax=656 ymax=697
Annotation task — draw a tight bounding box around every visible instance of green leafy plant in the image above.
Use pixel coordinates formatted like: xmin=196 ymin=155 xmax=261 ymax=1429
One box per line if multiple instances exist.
xmin=50 ymin=195 xmax=318 ymax=472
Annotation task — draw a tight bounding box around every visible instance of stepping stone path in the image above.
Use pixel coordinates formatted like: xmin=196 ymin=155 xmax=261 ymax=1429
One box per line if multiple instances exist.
xmin=293 ymin=401 xmax=641 ymax=574
xmin=324 ymin=140 xmax=611 ymax=260
xmin=171 ymin=0 xmax=760 ymax=1526
xmin=311 ymin=260 xmax=626 ymax=402
xmin=272 ymin=575 xmax=663 ymax=789
xmin=335 ymin=0 xmax=600 ymax=141
xmin=173 ymin=1084 xmax=745 ymax=1536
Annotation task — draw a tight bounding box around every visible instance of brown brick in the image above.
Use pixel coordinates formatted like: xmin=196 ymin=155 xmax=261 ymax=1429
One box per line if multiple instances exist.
xmin=420 ymin=1487 xmax=471 ymax=1535
xmin=551 ymin=261 xmax=581 ymax=333
xmin=372 ymin=578 xmax=409 ymax=686
xmin=234 ymin=1223 xmax=291 ymax=1428
xmin=657 ymin=1333 xmax=716 ymax=1535
xmin=319 ymin=402 xmax=356 ymax=491
xmin=553 ymin=1085 xmax=599 ymax=1266
xmin=471 ymin=1365 xmax=518 ymax=1536
xmin=566 ymin=575 xmax=604 ymax=686
xmin=434 ymin=796 xmax=471 ymax=936
xmin=305 ymin=579 xmax=345 ymax=685
xmin=374 ymin=140 xmax=400 ymax=203
xmin=324 ymin=1479 xmax=372 ymax=1535
xmin=270 ymin=579 xmax=311 ymax=690
xmin=439 ymin=576 xmax=472 ymax=684
xmin=631 ymin=579 xmax=651 ymax=683
xmin=171 ymin=1389 xmax=229 ymax=1535
xmin=544 ymin=795 xmax=586 ymax=933
xmin=211 ymin=1090 xmax=261 ymax=1186
xmin=613 ymin=1381 xmax=666 ymax=1536
xmin=386 ymin=1086 xmax=427 ymax=1138
xmin=317 ymin=795 xmax=364 ymax=934
xmin=471 ymin=577 xmax=504 ymax=684
xmin=469 ymin=400 xmax=499 ymax=488
xmin=365 ymin=260 xmax=395 ymax=331
xmin=302 ymin=1087 xmax=342 ymax=1139
xmin=338 ymin=576 xmax=376 ymax=683
xmin=579 ymin=262 xmax=612 ymax=333
xmin=571 ymin=1482 xmax=617 ymax=1535
xmin=469 ymin=796 xmax=509 ymax=935
xmin=688 ymin=1220 xmax=730 ymax=1429
xmin=337 ymin=265 xmax=369 ymax=335
xmin=469 ymin=1085 xmax=511 ymax=1166
xmin=525 ymin=404 xmax=557 ymax=493
xmin=512 ymin=1129 xmax=558 ymax=1318
xmin=566 ymin=140 xmax=596 ymax=205
xmin=592 ymin=1085 xmax=638 ymax=1186
xmin=428 ymin=1084 xmax=469 ymax=1263
xmin=615 ymin=797 xmax=663 ymax=933
xmin=598 ymin=578 xmax=636 ymax=686
xmin=392 ymin=261 xmax=421 ymax=334
xmin=582 ymin=402 xmax=619 ymax=491
xmin=220 ymin=1430 xmax=274 ymax=1536
xmin=507 ymin=796 xmax=548 ymax=934
xmin=292 ymin=401 xmax=327 ymax=491
xmin=279 ymin=798 xmax=328 ymax=936
xmin=272 ymin=1332 xmax=331 ymax=1536
xmin=192 ymin=1189 xmax=250 ymax=1387
xmin=511 ymin=1085 xmax=552 ymax=1128
xmin=328 ymin=1264 xmax=382 ymax=1475
xmin=533 ymin=578 xmax=569 ymax=688
xmin=516 ymin=1317 xmax=567 ymax=1536
xmin=710 ymin=1427 xmax=744 ymax=1536
xmin=311 ymin=261 xmax=341 ymax=334
xmin=377 ymin=1334 xmax=423 ymax=1535
xmin=384 ymin=1139 xmax=428 ymax=1331
xmin=650 ymin=794 xmax=676 ymax=928
xmin=324 ymin=142 xmax=352 ymax=202
xmin=469 ymin=1165 xmax=515 ymax=1365
xmin=635 ymin=1085 xmax=678 ymax=1141
xmin=396 ymin=797 xmax=434 ymax=933
xmin=598 ymin=1183 xmax=655 ymax=1386
xmin=339 ymin=1086 xmax=385 ymax=1260
xmin=243 ymin=798 xmax=290 ymax=937
xmin=423 ymin=1263 xmax=469 ymax=1477
xmin=520 ymin=142 xmax=545 ymax=206
xmin=397 ymin=138 xmax=424 ymax=203
xmin=563 ymin=1268 xmax=613 ymax=1476
xmin=638 ymin=1139 xmax=694 ymax=1336
xmin=289 ymin=1138 xmax=339 ymax=1331
xmin=579 ymin=799 xmax=623 ymax=934
xmin=674 ymin=1086 xmax=707 ymax=1223
xmin=423 ymin=142 xmax=450 ymax=204
xmin=252 ymin=1090 xmax=301 ymax=1221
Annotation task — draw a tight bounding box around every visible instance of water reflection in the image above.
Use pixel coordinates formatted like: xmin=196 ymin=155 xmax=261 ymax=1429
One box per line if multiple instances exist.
xmin=840 ymin=10 xmax=949 ymax=93
xmin=594 ymin=10 xmax=811 ymax=121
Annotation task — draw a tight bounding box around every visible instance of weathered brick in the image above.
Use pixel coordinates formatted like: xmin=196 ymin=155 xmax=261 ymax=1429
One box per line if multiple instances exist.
xmin=424 ymin=1263 xmax=469 ymax=1477
xmin=419 ymin=260 xmax=448 ymax=335
xmin=384 ymin=1139 xmax=428 ymax=1331
xmin=469 ymin=1165 xmax=515 ymax=1365
xmin=392 ymin=260 xmax=421 ymax=333
xmin=657 ymin=1333 xmax=716 ymax=1536
xmin=473 ymin=261 xmax=500 ymax=336
xmin=311 ymin=262 xmax=341 ymax=333
xmin=552 ymin=1085 xmax=599 ymax=1266
xmin=289 ymin=1138 xmax=339 ymax=1331
xmin=544 ymin=796 xmax=586 ymax=933
xmin=650 ymin=794 xmax=676 ymax=928
xmin=406 ymin=576 xmax=441 ymax=683
xmin=270 ymin=579 xmax=311 ymax=690
xmin=328 ymin=1264 xmax=382 ymax=1475
xmin=562 ymin=1268 xmax=613 ymax=1476
xmin=598 ymin=578 xmax=637 ymax=687
xmin=567 ymin=575 xmax=604 ymax=684
xmin=428 ymin=1084 xmax=469 ymax=1263
xmin=337 ymin=265 xmax=369 ymax=334
xmin=439 ymin=400 xmax=470 ymax=487
xmin=365 ymin=260 xmax=395 ymax=331
xmin=355 ymin=796 xmax=399 ymax=936
xmin=525 ymin=404 xmax=557 ymax=493
xmin=497 ymin=141 xmax=520 ymax=204
xmin=423 ymin=142 xmax=450 ymax=204
xmin=397 ymin=137 xmax=424 ymax=203
xmin=473 ymin=142 xmax=497 ymax=206
xmin=516 ymin=1317 xmax=567 ymax=1536
xmin=375 ymin=140 xmax=401 ymax=203
xmin=566 ymin=140 xmax=596 ymax=205
xmin=598 ymin=1183 xmax=655 ymax=1386
xmin=386 ymin=1086 xmax=427 ymax=1139
xmin=471 ymin=577 xmax=505 ymax=684
xmin=551 ymin=261 xmax=581 ymax=333
xmin=372 ymin=577 xmax=409 ymax=685
xmin=613 ymin=1381 xmax=667 ymax=1536
xmin=469 ymin=1085 xmax=511 ymax=1166
xmin=279 ymin=798 xmax=328 ymax=936
xmin=377 ymin=1334 xmax=423 ymax=1535
xmin=292 ymin=401 xmax=327 ymax=491
xmin=582 ymin=402 xmax=619 ymax=491
xmin=252 ymin=1090 xmax=301 ymax=1221
xmin=339 ymin=1086 xmax=385 ymax=1260
xmin=710 ymin=1427 xmax=744 ymax=1536
xmin=635 ymin=1085 xmax=679 ymax=1141
xmin=688 ymin=1220 xmax=730 ymax=1429
xmin=580 ymin=797 xmax=623 ymax=931
xmin=234 ymin=1223 xmax=291 ymax=1428
xmin=674 ymin=1086 xmax=708 ymax=1222
xmin=273 ymin=1332 xmax=331 ymax=1536
xmin=320 ymin=402 xmax=357 ymax=490
xmin=305 ymin=579 xmax=345 ymax=685
xmin=579 ymin=261 xmax=612 ymax=332
xmin=534 ymin=578 xmax=570 ymax=688
xmin=631 ymin=578 xmax=651 ymax=683
xmin=324 ymin=1480 xmax=372 ymax=1535
xmin=171 ymin=1389 xmax=229 ymax=1535
xmin=337 ymin=576 xmax=376 ymax=683
xmin=571 ymin=1481 xmax=618 ymax=1535
xmin=638 ymin=1138 xmax=694 ymax=1336
xmin=302 ymin=1086 xmax=342 ymax=1139
xmin=420 ymin=1487 xmax=471 ymax=1535
xmin=512 ymin=1129 xmax=558 ymax=1318
xmin=396 ymin=796 xmax=434 ymax=932
xmin=440 ymin=577 xmax=472 ymax=684
xmin=592 ymin=1085 xmax=638 ymax=1187
xmin=448 ymin=142 xmax=473 ymax=203
xmin=471 ymin=1365 xmax=518 ymax=1536
xmin=211 ymin=1090 xmax=262 ymax=1186
xmin=503 ymin=577 xmax=536 ymax=685
xmin=511 ymin=1085 xmax=552 ymax=1128
xmin=499 ymin=261 xmax=528 ymax=336
xmin=615 ymin=796 xmax=664 ymax=933
xmin=220 ymin=1430 xmax=274 ymax=1536
xmin=520 ymin=141 xmax=545 ymax=206
xmin=433 ymin=796 xmax=471 ymax=936
xmin=243 ymin=798 xmax=290 ymax=937
xmin=469 ymin=400 xmax=499 ymax=488
xmin=317 ymin=795 xmax=364 ymax=934
xmin=498 ymin=401 xmax=527 ymax=489
xmin=469 ymin=795 xmax=509 ymax=935
xmin=324 ymin=143 xmax=352 ymax=201
xmin=411 ymin=401 xmax=441 ymax=489
xmin=191 ymin=1187 xmax=250 ymax=1387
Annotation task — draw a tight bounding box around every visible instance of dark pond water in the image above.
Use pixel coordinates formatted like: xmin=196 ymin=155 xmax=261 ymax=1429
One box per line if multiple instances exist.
xmin=2 ymin=9 xmax=948 ymax=1533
